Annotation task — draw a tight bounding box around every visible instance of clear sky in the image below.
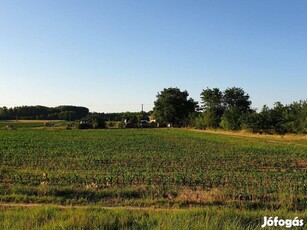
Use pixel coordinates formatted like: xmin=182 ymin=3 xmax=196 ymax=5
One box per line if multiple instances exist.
xmin=1 ymin=0 xmax=306 ymax=112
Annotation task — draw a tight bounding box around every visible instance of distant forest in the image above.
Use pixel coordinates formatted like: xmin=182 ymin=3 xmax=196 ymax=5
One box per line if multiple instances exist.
xmin=0 ymin=105 xmax=149 ymax=123
xmin=0 ymin=105 xmax=89 ymax=121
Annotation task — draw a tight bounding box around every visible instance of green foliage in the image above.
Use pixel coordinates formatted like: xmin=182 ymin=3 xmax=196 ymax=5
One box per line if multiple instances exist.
xmin=282 ymin=100 xmax=307 ymax=134
xmin=55 ymin=106 xmax=89 ymax=120
xmin=128 ymin=115 xmax=138 ymax=124
xmin=81 ymin=113 xmax=106 ymax=129
xmin=200 ymin=88 xmax=225 ymax=129
xmin=58 ymin=111 xmax=77 ymax=121
xmin=220 ymin=108 xmax=242 ymax=130
xmin=203 ymin=108 xmax=223 ymax=128
xmin=240 ymin=112 xmax=262 ymax=133
xmin=0 ymin=105 xmax=89 ymax=121
xmin=106 ymin=121 xmax=118 ymax=128
xmin=194 ymin=113 xmax=206 ymax=129
xmin=200 ymin=88 xmax=223 ymax=110
xmin=153 ymin=87 xmax=197 ymax=126
xmin=1 ymin=206 xmax=306 ymax=230
xmin=198 ymin=86 xmax=306 ymax=133
xmin=182 ymin=112 xmax=199 ymax=127
xmin=223 ymin=87 xmax=252 ymax=113
xmin=241 ymin=101 xmax=307 ymax=134
xmin=199 ymin=87 xmax=251 ymax=130
xmin=121 ymin=111 xmax=150 ymax=124
xmin=92 ymin=116 xmax=106 ymax=129
xmin=219 ymin=87 xmax=252 ymax=130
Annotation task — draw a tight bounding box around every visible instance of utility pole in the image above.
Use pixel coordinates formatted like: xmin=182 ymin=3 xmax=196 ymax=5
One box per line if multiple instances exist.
xmin=141 ymin=104 xmax=143 ymax=112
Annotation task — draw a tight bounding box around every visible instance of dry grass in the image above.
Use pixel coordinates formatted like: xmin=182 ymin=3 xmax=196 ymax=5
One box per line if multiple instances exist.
xmin=187 ymin=128 xmax=307 ymax=141
xmin=177 ymin=188 xmax=226 ymax=204
xmin=291 ymin=159 xmax=307 ymax=169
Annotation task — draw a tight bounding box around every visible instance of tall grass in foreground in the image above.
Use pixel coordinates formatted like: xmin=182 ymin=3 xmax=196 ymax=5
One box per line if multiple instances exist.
xmin=0 ymin=206 xmax=306 ymax=230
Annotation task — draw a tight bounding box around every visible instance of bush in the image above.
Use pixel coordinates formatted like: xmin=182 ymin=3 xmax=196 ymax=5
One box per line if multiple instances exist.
xmin=77 ymin=123 xmax=92 ymax=129
xmin=92 ymin=118 xmax=106 ymax=129
xmin=220 ymin=108 xmax=242 ymax=131
xmin=194 ymin=114 xmax=206 ymax=130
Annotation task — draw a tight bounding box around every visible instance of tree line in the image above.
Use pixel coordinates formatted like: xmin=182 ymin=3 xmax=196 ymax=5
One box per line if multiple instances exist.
xmin=1 ymin=87 xmax=306 ymax=134
xmin=152 ymin=87 xmax=306 ymax=134
xmin=0 ymin=105 xmax=89 ymax=121
xmin=0 ymin=105 xmax=150 ymax=122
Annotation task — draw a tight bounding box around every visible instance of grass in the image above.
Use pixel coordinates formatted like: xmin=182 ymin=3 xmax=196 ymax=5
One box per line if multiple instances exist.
xmin=2 ymin=120 xmax=62 ymax=123
xmin=0 ymin=128 xmax=306 ymax=228
xmin=0 ymin=120 xmax=68 ymax=130
xmin=1 ymin=205 xmax=306 ymax=230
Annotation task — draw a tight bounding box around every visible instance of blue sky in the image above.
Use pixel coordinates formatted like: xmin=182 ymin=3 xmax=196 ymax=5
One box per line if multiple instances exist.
xmin=0 ymin=0 xmax=306 ymax=112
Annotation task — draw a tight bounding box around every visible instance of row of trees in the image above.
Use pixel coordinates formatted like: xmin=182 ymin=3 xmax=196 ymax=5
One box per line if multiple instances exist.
xmin=79 ymin=111 xmax=151 ymax=129
xmin=88 ymin=112 xmax=149 ymax=122
xmin=241 ymin=101 xmax=306 ymax=134
xmin=1 ymin=87 xmax=305 ymax=133
xmin=152 ymin=87 xmax=306 ymax=134
xmin=0 ymin=105 xmax=89 ymax=121
xmin=0 ymin=105 xmax=151 ymax=123
xmin=0 ymin=105 xmax=152 ymax=130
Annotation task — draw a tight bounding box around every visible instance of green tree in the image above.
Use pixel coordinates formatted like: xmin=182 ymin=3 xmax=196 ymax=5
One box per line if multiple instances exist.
xmin=129 ymin=115 xmax=138 ymax=124
xmin=240 ymin=111 xmax=262 ymax=133
xmin=200 ymin=88 xmax=224 ymax=128
xmin=85 ymin=113 xmax=106 ymax=129
xmin=153 ymin=87 xmax=197 ymax=126
xmin=194 ymin=113 xmax=207 ymax=129
xmin=0 ymin=107 xmax=9 ymax=120
xmin=220 ymin=108 xmax=242 ymax=130
xmin=59 ymin=111 xmax=77 ymax=121
xmin=200 ymin=88 xmax=223 ymax=110
xmin=137 ymin=111 xmax=149 ymax=122
xmin=282 ymin=100 xmax=307 ymax=133
xmin=219 ymin=87 xmax=252 ymax=130
xmin=223 ymin=87 xmax=251 ymax=113
xmin=270 ymin=102 xmax=287 ymax=134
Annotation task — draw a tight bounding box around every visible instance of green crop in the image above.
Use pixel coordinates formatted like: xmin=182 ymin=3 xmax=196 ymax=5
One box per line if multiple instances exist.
xmin=0 ymin=129 xmax=306 ymax=210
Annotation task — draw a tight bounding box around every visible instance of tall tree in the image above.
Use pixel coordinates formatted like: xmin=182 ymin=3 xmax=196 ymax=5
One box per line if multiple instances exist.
xmin=223 ymin=87 xmax=251 ymax=113
xmin=200 ymin=88 xmax=224 ymax=128
xmin=283 ymin=100 xmax=307 ymax=133
xmin=220 ymin=108 xmax=243 ymax=130
xmin=153 ymin=87 xmax=197 ymax=126
xmin=200 ymin=88 xmax=223 ymax=110
xmin=219 ymin=87 xmax=252 ymax=130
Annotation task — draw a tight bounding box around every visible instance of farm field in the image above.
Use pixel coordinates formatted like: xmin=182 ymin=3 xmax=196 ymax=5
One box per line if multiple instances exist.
xmin=0 ymin=120 xmax=68 ymax=130
xmin=0 ymin=128 xmax=306 ymax=229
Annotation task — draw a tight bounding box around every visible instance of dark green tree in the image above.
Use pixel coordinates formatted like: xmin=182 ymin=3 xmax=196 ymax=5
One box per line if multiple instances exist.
xmin=220 ymin=108 xmax=242 ymax=130
xmin=282 ymin=100 xmax=307 ymax=133
xmin=200 ymin=88 xmax=223 ymax=110
xmin=59 ymin=111 xmax=77 ymax=121
xmin=223 ymin=87 xmax=252 ymax=113
xmin=0 ymin=107 xmax=9 ymax=119
xmin=85 ymin=113 xmax=106 ymax=129
xmin=219 ymin=87 xmax=252 ymax=130
xmin=200 ymin=88 xmax=224 ymax=128
xmin=269 ymin=102 xmax=287 ymax=134
xmin=129 ymin=115 xmax=138 ymax=124
xmin=240 ymin=111 xmax=262 ymax=133
xmin=153 ymin=87 xmax=197 ymax=126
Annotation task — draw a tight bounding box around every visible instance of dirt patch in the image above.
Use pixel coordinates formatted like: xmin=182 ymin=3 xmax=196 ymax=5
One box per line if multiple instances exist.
xmin=292 ymin=160 xmax=307 ymax=168
xmin=177 ymin=188 xmax=226 ymax=204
